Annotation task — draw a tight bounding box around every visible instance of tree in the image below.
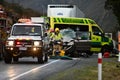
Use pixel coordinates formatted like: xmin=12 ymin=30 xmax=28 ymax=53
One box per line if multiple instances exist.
xmin=105 ymin=0 xmax=120 ymax=27
xmin=0 ymin=0 xmax=4 ymax=4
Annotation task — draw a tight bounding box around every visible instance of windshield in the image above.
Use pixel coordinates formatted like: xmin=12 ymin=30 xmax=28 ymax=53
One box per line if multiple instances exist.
xmin=55 ymin=24 xmax=89 ymax=40
xmin=60 ymin=28 xmax=76 ymax=41
xmin=12 ymin=25 xmax=42 ymax=36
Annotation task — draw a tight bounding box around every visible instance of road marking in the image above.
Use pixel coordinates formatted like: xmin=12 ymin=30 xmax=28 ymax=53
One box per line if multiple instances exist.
xmin=72 ymin=58 xmax=81 ymax=60
xmin=10 ymin=60 xmax=59 ymax=80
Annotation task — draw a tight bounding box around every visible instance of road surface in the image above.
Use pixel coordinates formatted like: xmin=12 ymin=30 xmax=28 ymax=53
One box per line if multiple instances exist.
xmin=0 ymin=55 xmax=98 ymax=80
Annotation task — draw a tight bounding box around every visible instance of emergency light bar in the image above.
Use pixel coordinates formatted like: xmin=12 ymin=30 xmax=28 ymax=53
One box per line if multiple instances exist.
xmin=18 ymin=18 xmax=31 ymax=23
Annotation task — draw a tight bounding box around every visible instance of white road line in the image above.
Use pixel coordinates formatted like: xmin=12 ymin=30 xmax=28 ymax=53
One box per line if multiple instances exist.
xmin=72 ymin=58 xmax=81 ymax=60
xmin=10 ymin=60 xmax=59 ymax=80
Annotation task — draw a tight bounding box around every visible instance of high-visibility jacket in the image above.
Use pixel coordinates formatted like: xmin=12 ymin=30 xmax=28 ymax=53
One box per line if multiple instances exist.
xmin=49 ymin=32 xmax=54 ymax=39
xmin=52 ymin=33 xmax=63 ymax=40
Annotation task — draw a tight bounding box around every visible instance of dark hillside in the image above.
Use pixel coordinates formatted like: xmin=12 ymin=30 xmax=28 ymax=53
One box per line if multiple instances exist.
xmin=0 ymin=1 xmax=42 ymax=23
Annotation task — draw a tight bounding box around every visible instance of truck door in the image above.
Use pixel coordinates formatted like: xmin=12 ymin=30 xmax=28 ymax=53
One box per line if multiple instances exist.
xmin=91 ymin=26 xmax=103 ymax=52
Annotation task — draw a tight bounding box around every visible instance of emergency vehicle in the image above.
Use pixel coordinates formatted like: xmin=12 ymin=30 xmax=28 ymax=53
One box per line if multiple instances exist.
xmin=48 ymin=17 xmax=113 ymax=57
xmin=47 ymin=4 xmax=85 ymax=18
xmin=4 ymin=18 xmax=49 ymax=63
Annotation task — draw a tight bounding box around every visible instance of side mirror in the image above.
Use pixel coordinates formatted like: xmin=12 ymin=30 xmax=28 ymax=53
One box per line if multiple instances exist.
xmin=44 ymin=33 xmax=47 ymax=37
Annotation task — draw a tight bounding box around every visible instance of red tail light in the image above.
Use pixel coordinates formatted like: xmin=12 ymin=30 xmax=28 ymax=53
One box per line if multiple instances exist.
xmin=16 ymin=42 xmax=21 ymax=45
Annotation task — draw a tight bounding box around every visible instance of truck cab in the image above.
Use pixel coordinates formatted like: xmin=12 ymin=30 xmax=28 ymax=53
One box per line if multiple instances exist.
xmin=4 ymin=20 xmax=49 ymax=63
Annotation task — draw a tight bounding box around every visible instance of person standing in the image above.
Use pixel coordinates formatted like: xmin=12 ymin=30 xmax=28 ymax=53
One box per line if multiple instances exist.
xmin=52 ymin=28 xmax=63 ymax=56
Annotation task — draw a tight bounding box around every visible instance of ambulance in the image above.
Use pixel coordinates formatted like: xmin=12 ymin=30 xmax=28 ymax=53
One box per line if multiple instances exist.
xmin=48 ymin=17 xmax=113 ymax=57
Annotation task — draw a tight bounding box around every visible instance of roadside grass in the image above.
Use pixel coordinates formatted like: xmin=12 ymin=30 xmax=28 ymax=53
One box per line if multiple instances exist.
xmin=46 ymin=58 xmax=120 ymax=80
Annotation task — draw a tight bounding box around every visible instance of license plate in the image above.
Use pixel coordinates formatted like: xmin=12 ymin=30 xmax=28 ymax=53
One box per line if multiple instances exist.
xmin=19 ymin=47 xmax=27 ymax=50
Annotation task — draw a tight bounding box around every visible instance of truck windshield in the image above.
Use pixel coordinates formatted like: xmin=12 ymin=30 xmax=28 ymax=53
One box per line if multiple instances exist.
xmin=60 ymin=28 xmax=76 ymax=42
xmin=12 ymin=25 xmax=42 ymax=36
xmin=55 ymin=24 xmax=89 ymax=40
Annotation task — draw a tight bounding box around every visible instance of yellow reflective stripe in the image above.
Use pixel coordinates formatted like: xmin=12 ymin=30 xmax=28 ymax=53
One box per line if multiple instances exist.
xmin=59 ymin=18 xmax=63 ymax=23
xmin=91 ymin=48 xmax=101 ymax=52
xmin=56 ymin=18 xmax=59 ymax=22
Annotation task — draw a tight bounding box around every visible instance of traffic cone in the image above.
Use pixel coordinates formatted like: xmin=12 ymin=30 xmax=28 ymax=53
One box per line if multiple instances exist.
xmin=103 ymin=52 xmax=110 ymax=58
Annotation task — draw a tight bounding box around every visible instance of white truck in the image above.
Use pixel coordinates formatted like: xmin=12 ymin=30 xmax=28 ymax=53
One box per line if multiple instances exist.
xmin=4 ymin=18 xmax=49 ymax=63
xmin=47 ymin=4 xmax=85 ymax=18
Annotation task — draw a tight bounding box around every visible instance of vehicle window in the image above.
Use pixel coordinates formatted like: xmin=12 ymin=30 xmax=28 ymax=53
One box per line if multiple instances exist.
xmin=54 ymin=24 xmax=89 ymax=32
xmin=60 ymin=28 xmax=76 ymax=39
xmin=75 ymin=25 xmax=88 ymax=32
xmin=54 ymin=24 xmax=89 ymax=40
xmin=92 ymin=26 xmax=102 ymax=33
xmin=12 ymin=25 xmax=42 ymax=36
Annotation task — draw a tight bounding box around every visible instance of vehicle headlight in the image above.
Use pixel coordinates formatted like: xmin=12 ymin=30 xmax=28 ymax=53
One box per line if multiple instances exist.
xmin=34 ymin=41 xmax=40 ymax=46
xmin=7 ymin=41 xmax=14 ymax=46
xmin=67 ymin=41 xmax=74 ymax=45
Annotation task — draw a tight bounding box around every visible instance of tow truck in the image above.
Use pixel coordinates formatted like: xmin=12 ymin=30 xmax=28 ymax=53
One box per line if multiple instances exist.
xmin=4 ymin=18 xmax=49 ymax=63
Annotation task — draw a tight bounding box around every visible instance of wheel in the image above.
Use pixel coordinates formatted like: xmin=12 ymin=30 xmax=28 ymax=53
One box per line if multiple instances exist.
xmin=0 ymin=52 xmax=2 ymax=60
xmin=0 ymin=45 xmax=5 ymax=60
xmin=13 ymin=56 xmax=19 ymax=62
xmin=37 ymin=55 xmax=44 ymax=64
xmin=4 ymin=53 xmax=12 ymax=64
xmin=82 ymin=53 xmax=90 ymax=58
xmin=70 ymin=51 xmax=80 ymax=57
xmin=44 ymin=53 xmax=48 ymax=62
xmin=87 ymin=51 xmax=93 ymax=56
xmin=67 ymin=46 xmax=77 ymax=57
xmin=101 ymin=46 xmax=110 ymax=55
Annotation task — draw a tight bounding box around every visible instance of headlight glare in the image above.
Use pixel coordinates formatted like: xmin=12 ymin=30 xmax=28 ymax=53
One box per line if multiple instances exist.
xmin=8 ymin=41 xmax=14 ymax=46
xmin=34 ymin=41 xmax=40 ymax=46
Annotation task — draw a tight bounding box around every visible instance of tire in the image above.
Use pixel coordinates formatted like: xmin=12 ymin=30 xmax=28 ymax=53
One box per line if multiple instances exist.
xmin=4 ymin=53 xmax=12 ymax=64
xmin=71 ymin=51 xmax=80 ymax=57
xmin=37 ymin=55 xmax=44 ymax=64
xmin=0 ymin=53 xmax=2 ymax=60
xmin=0 ymin=45 xmax=5 ymax=60
xmin=101 ymin=46 xmax=110 ymax=55
xmin=87 ymin=51 xmax=93 ymax=56
xmin=67 ymin=46 xmax=77 ymax=57
xmin=44 ymin=53 xmax=48 ymax=62
xmin=82 ymin=53 xmax=90 ymax=58
xmin=13 ymin=56 xmax=19 ymax=62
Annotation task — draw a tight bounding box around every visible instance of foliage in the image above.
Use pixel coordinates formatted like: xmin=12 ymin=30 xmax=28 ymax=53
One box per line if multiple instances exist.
xmin=105 ymin=0 xmax=120 ymax=30
xmin=0 ymin=1 xmax=42 ymax=23
xmin=0 ymin=0 xmax=4 ymax=4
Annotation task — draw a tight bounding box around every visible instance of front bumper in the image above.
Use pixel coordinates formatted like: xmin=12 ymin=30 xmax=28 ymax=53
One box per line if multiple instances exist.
xmin=5 ymin=46 xmax=42 ymax=57
xmin=74 ymin=40 xmax=91 ymax=52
